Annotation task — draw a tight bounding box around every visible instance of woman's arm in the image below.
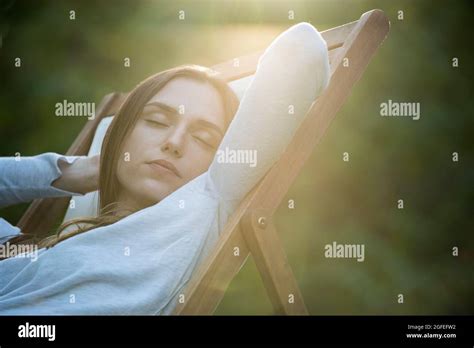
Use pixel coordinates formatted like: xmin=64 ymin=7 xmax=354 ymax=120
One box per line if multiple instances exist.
xmin=0 ymin=152 xmax=98 ymax=209
xmin=0 ymin=152 xmax=98 ymax=244
xmin=208 ymin=22 xmax=330 ymax=206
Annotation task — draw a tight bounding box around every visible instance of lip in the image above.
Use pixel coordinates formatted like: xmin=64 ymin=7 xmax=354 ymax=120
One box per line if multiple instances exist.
xmin=147 ymin=159 xmax=182 ymax=178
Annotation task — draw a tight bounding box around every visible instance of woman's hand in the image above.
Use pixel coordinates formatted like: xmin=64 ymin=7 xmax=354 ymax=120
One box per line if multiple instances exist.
xmin=52 ymin=155 xmax=100 ymax=194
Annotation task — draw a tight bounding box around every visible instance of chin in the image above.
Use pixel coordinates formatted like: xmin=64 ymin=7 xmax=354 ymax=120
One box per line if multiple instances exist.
xmin=138 ymin=178 xmax=177 ymax=205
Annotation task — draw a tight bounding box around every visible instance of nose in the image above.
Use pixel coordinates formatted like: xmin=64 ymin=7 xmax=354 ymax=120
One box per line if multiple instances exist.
xmin=160 ymin=129 xmax=185 ymax=158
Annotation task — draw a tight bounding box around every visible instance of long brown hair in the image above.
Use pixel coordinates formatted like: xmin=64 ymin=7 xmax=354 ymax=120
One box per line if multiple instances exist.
xmin=39 ymin=64 xmax=240 ymax=248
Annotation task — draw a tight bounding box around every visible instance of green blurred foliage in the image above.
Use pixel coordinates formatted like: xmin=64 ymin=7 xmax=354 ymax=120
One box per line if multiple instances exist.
xmin=0 ymin=0 xmax=472 ymax=314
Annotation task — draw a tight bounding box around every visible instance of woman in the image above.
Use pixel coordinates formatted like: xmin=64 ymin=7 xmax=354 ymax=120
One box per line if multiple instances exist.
xmin=0 ymin=22 xmax=330 ymax=314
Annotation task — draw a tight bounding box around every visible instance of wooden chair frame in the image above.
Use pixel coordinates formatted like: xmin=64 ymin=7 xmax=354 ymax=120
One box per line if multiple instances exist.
xmin=15 ymin=9 xmax=390 ymax=315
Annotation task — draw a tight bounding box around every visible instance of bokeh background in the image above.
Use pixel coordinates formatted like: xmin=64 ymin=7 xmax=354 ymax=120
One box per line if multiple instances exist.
xmin=0 ymin=0 xmax=472 ymax=314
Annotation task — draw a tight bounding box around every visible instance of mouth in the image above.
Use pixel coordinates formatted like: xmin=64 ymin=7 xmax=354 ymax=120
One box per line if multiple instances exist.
xmin=147 ymin=159 xmax=182 ymax=178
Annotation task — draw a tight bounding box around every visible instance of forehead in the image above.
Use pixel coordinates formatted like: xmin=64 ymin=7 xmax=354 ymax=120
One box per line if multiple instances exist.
xmin=148 ymin=76 xmax=226 ymax=127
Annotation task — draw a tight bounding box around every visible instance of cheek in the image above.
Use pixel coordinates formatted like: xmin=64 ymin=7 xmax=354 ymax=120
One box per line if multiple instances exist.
xmin=121 ymin=124 xmax=155 ymax=162
xmin=116 ymin=127 xmax=148 ymax=183
xmin=182 ymin=144 xmax=216 ymax=178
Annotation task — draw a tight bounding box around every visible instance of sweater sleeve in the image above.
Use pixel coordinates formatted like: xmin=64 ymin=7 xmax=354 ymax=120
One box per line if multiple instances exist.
xmin=0 ymin=152 xmax=86 ymax=243
xmin=207 ymin=22 xmax=330 ymax=207
xmin=0 ymin=152 xmax=85 ymax=209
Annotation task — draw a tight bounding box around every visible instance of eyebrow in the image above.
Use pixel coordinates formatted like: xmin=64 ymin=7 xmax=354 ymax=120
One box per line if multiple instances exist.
xmin=145 ymin=101 xmax=224 ymax=137
xmin=145 ymin=101 xmax=177 ymax=115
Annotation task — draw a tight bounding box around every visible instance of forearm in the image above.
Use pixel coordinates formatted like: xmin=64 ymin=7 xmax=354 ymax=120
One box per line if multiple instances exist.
xmin=0 ymin=152 xmax=89 ymax=209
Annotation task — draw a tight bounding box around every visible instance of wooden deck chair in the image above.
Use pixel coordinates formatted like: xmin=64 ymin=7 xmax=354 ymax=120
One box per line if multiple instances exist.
xmin=14 ymin=9 xmax=390 ymax=315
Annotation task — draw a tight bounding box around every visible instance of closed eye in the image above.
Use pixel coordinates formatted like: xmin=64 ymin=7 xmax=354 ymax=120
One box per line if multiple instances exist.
xmin=193 ymin=135 xmax=216 ymax=149
xmin=146 ymin=119 xmax=169 ymax=128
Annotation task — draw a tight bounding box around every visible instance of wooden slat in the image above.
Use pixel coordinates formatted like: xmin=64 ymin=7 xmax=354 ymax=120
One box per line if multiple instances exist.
xmin=213 ymin=21 xmax=358 ymax=82
xmin=240 ymin=209 xmax=308 ymax=315
xmin=328 ymin=47 xmax=344 ymax=67
xmin=173 ymin=9 xmax=390 ymax=315
xmin=323 ymin=20 xmax=359 ymax=50
xmin=212 ymin=51 xmax=262 ymax=82
xmin=172 ymin=185 xmax=255 ymax=314
xmin=175 ymin=193 xmax=308 ymax=315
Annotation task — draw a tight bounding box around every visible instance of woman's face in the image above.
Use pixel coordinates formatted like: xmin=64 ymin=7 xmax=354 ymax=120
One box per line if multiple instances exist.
xmin=116 ymin=76 xmax=227 ymax=210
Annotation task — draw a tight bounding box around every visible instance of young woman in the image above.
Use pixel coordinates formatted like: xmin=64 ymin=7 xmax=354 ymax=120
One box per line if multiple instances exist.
xmin=0 ymin=22 xmax=330 ymax=314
